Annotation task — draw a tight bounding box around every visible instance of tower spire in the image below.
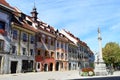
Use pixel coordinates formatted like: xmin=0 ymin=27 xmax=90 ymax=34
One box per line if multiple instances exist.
xmin=34 ymin=0 xmax=36 ymax=9
xmin=98 ymin=27 xmax=100 ymax=33
xmin=31 ymin=0 xmax=38 ymax=22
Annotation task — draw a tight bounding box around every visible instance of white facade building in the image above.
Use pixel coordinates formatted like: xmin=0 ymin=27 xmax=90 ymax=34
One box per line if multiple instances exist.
xmin=60 ymin=29 xmax=93 ymax=70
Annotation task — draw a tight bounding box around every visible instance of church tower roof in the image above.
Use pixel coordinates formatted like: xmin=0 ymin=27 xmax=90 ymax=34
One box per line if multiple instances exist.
xmin=31 ymin=0 xmax=38 ymax=22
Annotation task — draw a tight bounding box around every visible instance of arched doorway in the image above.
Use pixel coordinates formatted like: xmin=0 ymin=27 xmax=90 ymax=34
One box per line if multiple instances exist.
xmin=44 ymin=64 xmax=48 ymax=71
xmin=49 ymin=63 xmax=53 ymax=71
xmin=55 ymin=62 xmax=59 ymax=71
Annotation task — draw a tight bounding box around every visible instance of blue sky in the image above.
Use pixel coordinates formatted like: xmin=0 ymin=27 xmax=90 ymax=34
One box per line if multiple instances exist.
xmin=6 ymin=0 xmax=120 ymax=53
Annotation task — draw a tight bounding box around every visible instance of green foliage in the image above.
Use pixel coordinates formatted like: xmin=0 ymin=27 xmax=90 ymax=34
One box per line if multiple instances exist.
xmin=102 ymin=42 xmax=120 ymax=68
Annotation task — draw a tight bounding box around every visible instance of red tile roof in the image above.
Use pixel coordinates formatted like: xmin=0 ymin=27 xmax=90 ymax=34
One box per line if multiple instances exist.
xmin=63 ymin=29 xmax=89 ymax=47
xmin=0 ymin=0 xmax=14 ymax=10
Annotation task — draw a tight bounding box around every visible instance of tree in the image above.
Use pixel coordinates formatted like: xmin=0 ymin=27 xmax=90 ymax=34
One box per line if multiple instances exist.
xmin=102 ymin=42 xmax=120 ymax=69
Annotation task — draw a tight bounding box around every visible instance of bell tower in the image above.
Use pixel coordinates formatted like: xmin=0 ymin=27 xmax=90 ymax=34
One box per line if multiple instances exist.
xmin=31 ymin=0 xmax=38 ymax=22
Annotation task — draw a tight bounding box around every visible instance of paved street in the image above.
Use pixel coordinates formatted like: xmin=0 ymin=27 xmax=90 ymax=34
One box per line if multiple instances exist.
xmin=0 ymin=70 xmax=119 ymax=80
xmin=72 ymin=76 xmax=120 ymax=80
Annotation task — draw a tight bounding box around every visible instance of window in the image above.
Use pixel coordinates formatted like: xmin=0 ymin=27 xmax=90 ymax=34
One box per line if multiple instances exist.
xmin=51 ymin=52 xmax=54 ymax=58
xmin=61 ymin=63 xmax=63 ymax=68
xmin=57 ymin=42 xmax=59 ymax=48
xmin=65 ymin=54 xmax=67 ymax=60
xmin=45 ymin=36 xmax=48 ymax=44
xmin=45 ymin=51 xmax=48 ymax=57
xmin=61 ymin=43 xmax=63 ymax=49
xmin=65 ymin=44 xmax=67 ymax=50
xmin=0 ymin=40 xmax=4 ymax=51
xmin=22 ymin=48 xmax=26 ymax=55
xmin=51 ymin=39 xmax=54 ymax=45
xmin=69 ymin=48 xmax=72 ymax=53
xmin=38 ymin=36 xmax=41 ymax=42
xmin=37 ymin=50 xmax=40 ymax=55
xmin=42 ymin=36 xmax=45 ymax=42
xmin=13 ymin=30 xmax=18 ymax=40
xmin=12 ymin=46 xmax=16 ymax=54
xmin=30 ymin=49 xmax=33 ymax=55
xmin=61 ymin=53 xmax=64 ymax=59
xmin=30 ymin=35 xmax=34 ymax=44
xmin=57 ymin=52 xmax=59 ymax=59
xmin=22 ymin=33 xmax=27 ymax=42
xmin=0 ymin=21 xmax=5 ymax=30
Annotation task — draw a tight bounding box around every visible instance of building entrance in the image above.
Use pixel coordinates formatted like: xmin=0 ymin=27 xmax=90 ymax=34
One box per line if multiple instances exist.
xmin=44 ymin=64 xmax=48 ymax=71
xmin=69 ymin=63 xmax=71 ymax=70
xmin=56 ymin=62 xmax=59 ymax=71
xmin=49 ymin=63 xmax=53 ymax=71
xmin=11 ymin=61 xmax=17 ymax=73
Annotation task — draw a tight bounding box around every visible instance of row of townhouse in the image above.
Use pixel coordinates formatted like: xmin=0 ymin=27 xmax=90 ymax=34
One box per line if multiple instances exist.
xmin=61 ymin=30 xmax=94 ymax=70
xmin=0 ymin=0 xmax=94 ymax=74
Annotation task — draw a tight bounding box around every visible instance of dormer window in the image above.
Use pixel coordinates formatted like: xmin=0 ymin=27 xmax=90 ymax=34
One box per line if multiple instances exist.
xmin=23 ymin=33 xmax=27 ymax=42
xmin=19 ymin=17 xmax=23 ymax=22
xmin=21 ymin=13 xmax=26 ymax=19
xmin=27 ymin=20 xmax=32 ymax=25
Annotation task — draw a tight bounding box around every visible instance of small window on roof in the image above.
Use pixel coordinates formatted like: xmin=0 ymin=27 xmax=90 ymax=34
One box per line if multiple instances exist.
xmin=27 ymin=20 xmax=32 ymax=25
